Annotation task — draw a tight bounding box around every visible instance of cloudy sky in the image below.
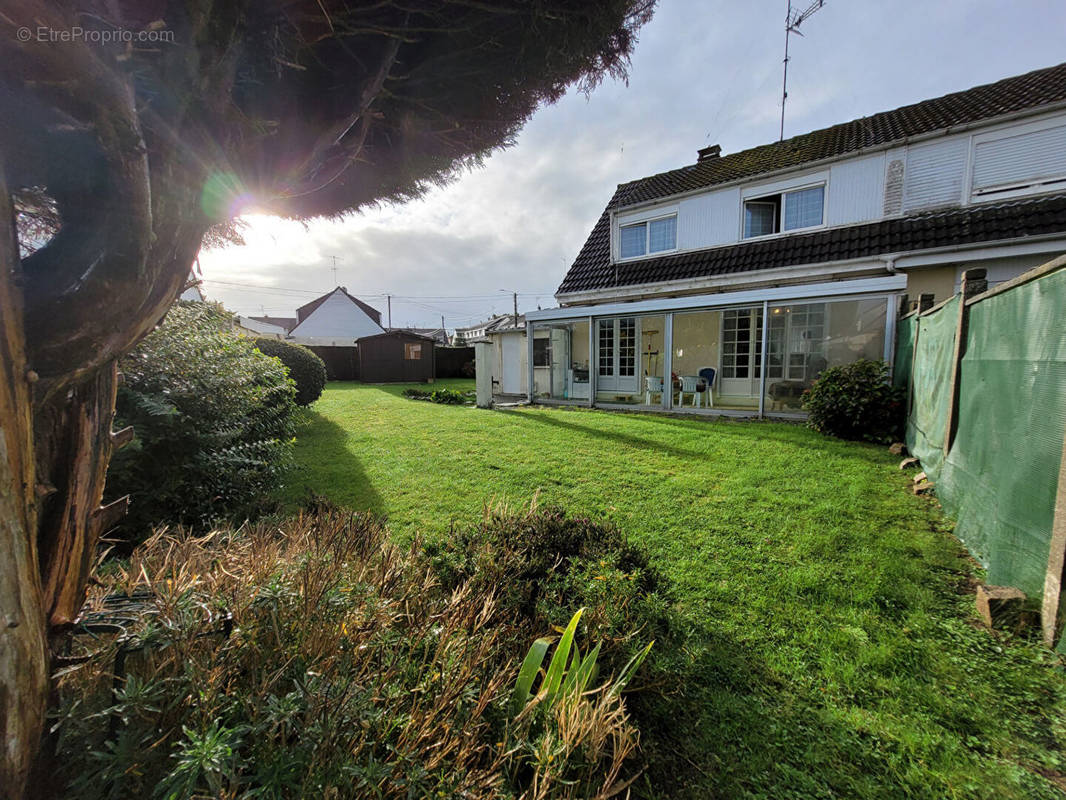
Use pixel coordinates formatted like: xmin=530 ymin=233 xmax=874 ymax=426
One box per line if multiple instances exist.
xmin=198 ymin=0 xmax=1066 ymax=330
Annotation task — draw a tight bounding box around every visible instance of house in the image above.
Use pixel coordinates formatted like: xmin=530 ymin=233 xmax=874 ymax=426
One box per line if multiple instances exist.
xmin=235 ymin=316 xmax=288 ymax=339
xmin=511 ymin=62 xmax=1066 ymax=416
xmin=395 ymin=326 xmax=450 ymax=346
xmin=248 ymin=315 xmax=298 ymax=333
xmin=286 ymin=286 xmax=385 ymax=346
xmin=455 ymin=314 xmax=516 ymax=343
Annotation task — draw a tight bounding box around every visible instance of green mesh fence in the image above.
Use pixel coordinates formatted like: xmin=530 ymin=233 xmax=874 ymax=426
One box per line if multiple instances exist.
xmin=899 ymin=266 xmax=1066 ymax=651
xmin=893 ymin=314 xmax=916 ymax=391
xmin=937 ymin=269 xmax=1066 ymax=613
xmin=904 ymin=295 xmax=959 ymax=479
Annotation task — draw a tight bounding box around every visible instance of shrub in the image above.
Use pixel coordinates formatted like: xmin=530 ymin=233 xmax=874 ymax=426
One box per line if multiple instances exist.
xmin=426 ymin=502 xmax=674 ymax=685
xmin=803 ymin=358 xmax=906 ymax=443
xmin=461 ymin=359 xmax=476 ymax=378
xmin=403 ymin=387 xmax=473 ymax=404
xmin=105 ymin=302 xmax=298 ymax=541
xmin=254 ymin=337 xmax=327 ymax=406
xmin=53 ymin=512 xmax=647 ymax=799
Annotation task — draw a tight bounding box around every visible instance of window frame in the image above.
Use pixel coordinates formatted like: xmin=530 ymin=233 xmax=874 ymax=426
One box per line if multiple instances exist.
xmin=969 ymin=116 xmax=1066 ymax=203
xmin=532 ymin=337 xmax=551 ymax=367
xmin=741 ymin=179 xmax=827 ymax=241
xmin=404 ymin=342 xmax=422 ymax=360
xmin=616 ymin=211 xmax=679 ymax=261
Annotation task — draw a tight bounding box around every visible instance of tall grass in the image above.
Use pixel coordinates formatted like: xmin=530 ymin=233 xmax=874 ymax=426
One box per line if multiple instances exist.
xmin=54 ymin=510 xmax=648 ymax=799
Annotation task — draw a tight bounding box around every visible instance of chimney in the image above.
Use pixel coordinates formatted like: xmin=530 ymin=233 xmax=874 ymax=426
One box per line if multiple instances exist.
xmin=697 ymin=144 xmax=721 ymax=162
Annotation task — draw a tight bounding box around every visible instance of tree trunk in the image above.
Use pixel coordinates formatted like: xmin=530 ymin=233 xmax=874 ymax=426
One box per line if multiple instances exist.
xmin=0 ymin=162 xmax=49 ymax=800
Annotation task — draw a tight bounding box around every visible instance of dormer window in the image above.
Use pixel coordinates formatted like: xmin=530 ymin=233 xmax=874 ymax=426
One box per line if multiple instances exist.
xmin=619 ymin=214 xmax=677 ymax=259
xmin=743 ymin=184 xmax=825 ymax=238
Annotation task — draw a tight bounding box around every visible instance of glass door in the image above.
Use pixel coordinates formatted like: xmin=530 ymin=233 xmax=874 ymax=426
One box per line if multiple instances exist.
xmin=597 ymin=317 xmax=639 ymax=393
xmin=719 ymin=308 xmax=763 ymax=397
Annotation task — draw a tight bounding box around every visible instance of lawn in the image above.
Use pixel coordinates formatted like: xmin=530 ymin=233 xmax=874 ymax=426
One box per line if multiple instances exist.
xmin=285 ymin=380 xmax=1066 ymax=799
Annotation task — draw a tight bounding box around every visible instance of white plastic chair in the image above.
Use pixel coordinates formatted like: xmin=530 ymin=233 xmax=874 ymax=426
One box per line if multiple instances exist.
xmin=678 ymin=375 xmax=702 ymax=407
xmin=644 ymin=375 xmax=664 ymax=405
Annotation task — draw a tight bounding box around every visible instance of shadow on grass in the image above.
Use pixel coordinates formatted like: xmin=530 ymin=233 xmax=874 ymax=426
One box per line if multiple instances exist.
xmin=497 ymin=407 xmax=712 ymax=461
xmin=288 ymin=411 xmax=385 ymax=517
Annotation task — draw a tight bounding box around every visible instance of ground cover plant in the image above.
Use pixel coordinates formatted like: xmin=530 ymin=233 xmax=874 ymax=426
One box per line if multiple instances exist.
xmin=403 ymin=386 xmax=475 ymax=404
xmin=106 ymin=302 xmax=298 ymax=543
xmin=53 ymin=511 xmax=651 ymax=799
xmin=284 ymin=381 xmax=1066 ymax=799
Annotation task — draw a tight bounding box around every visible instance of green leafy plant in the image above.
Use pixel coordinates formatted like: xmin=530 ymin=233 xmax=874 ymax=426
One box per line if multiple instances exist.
xmin=402 ymin=387 xmax=473 ymax=405
xmin=105 ymin=302 xmax=298 ymax=542
xmin=253 ymin=337 xmax=327 ymax=406
xmin=803 ymin=358 xmax=906 ymax=443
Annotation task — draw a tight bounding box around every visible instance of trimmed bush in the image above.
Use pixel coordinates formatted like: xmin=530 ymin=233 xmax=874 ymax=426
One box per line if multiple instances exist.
xmin=54 ymin=511 xmax=647 ymax=799
xmin=803 ymin=358 xmax=906 ymax=443
xmin=254 ymin=337 xmax=327 ymax=406
xmin=105 ymin=302 xmax=298 ymax=541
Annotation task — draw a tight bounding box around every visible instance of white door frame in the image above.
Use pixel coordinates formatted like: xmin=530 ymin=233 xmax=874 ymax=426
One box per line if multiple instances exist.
xmin=595 ymin=317 xmax=640 ymax=394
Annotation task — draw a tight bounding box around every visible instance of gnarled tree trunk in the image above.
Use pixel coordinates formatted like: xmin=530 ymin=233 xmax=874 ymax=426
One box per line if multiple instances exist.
xmin=0 ymin=161 xmax=49 ymax=800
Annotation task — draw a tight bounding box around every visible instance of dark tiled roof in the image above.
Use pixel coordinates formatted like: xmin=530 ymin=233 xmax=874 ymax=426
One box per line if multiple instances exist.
xmin=396 ymin=327 xmax=449 ymax=344
xmin=296 ymin=287 xmax=382 ymax=326
xmin=249 ymin=315 xmax=297 ymax=331
xmin=557 ymin=194 xmax=1066 ymax=295
xmin=611 ymin=62 xmax=1066 ymax=210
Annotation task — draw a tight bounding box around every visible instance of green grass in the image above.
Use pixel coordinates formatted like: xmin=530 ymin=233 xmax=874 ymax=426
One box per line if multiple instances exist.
xmin=286 ymin=381 xmax=1066 ymax=799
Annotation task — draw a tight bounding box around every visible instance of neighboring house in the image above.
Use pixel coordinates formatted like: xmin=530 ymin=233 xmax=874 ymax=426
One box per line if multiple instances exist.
xmin=455 ymin=314 xmax=515 ymax=343
xmin=286 ymin=286 xmax=385 ymax=346
xmin=248 ymin=315 xmax=298 ymax=333
xmin=179 ymin=278 xmax=205 ymax=302
xmin=513 ymin=62 xmax=1066 ymax=416
xmin=235 ymin=316 xmax=287 ymax=339
xmin=395 ymin=326 xmax=449 ymax=345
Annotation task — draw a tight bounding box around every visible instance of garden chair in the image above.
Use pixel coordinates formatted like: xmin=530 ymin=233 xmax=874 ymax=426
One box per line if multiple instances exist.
xmin=644 ymin=375 xmax=664 ymax=405
xmin=698 ymin=367 xmax=716 ymax=407
xmin=677 ymin=375 xmax=702 ymax=408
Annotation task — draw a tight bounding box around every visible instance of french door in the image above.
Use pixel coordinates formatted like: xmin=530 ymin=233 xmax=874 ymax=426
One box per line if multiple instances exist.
xmin=597 ymin=317 xmax=639 ymax=393
xmin=719 ymin=308 xmax=763 ymax=396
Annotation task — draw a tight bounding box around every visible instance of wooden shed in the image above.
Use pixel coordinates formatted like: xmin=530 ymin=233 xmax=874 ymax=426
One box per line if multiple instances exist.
xmin=357 ymin=331 xmax=436 ymax=383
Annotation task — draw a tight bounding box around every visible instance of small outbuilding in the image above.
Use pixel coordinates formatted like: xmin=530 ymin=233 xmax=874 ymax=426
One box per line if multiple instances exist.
xmin=357 ymin=330 xmax=436 ymax=383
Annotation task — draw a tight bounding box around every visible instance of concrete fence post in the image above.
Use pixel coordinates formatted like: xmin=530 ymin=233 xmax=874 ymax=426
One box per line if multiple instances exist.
xmin=943 ymin=269 xmax=987 ymax=456
xmin=1042 ymin=433 xmax=1066 ymax=648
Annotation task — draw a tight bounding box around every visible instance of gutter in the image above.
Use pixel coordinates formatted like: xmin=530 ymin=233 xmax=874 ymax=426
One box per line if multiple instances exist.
xmin=556 ymin=231 xmax=1066 ymax=306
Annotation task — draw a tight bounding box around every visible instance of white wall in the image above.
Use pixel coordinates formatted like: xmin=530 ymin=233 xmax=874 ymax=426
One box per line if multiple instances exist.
xmin=288 ymin=289 xmax=384 ymax=343
xmin=608 ymin=109 xmax=1066 ymax=264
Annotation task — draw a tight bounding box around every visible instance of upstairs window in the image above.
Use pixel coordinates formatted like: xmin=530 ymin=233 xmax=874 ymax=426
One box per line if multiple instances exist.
xmin=619 ymin=214 xmax=677 ymax=258
xmin=743 ymin=184 xmax=825 ymax=238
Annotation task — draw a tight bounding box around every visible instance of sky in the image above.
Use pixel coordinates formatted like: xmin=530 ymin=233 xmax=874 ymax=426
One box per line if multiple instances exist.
xmin=197 ymin=0 xmax=1066 ymax=331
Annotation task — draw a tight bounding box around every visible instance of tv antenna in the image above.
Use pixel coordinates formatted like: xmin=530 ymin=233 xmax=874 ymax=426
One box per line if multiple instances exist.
xmin=326 ymin=254 xmax=342 ymax=286
xmin=780 ymin=0 xmax=825 ymax=141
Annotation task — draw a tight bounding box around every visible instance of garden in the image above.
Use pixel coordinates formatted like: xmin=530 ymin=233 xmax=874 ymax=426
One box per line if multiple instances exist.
xmin=58 ymin=306 xmax=1066 ymax=799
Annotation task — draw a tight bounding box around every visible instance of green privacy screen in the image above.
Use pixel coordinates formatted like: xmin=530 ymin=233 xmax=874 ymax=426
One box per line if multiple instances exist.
xmin=904 ymin=296 xmax=959 ymax=479
xmin=938 ymin=269 xmax=1066 ymax=600
xmin=899 ymin=266 xmax=1066 ymax=649
xmin=893 ymin=314 xmax=916 ymax=391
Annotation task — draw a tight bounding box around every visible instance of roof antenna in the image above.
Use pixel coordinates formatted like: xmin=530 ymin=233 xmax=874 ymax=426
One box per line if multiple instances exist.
xmin=326 ymin=254 xmax=342 ymax=287
xmin=780 ymin=0 xmax=825 ymax=141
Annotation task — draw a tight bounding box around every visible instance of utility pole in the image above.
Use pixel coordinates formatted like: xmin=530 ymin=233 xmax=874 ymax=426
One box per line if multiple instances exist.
xmin=387 ymin=294 xmax=392 ymax=330
xmin=513 ymin=291 xmax=518 ymax=328
xmin=780 ymin=0 xmax=825 ymax=141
